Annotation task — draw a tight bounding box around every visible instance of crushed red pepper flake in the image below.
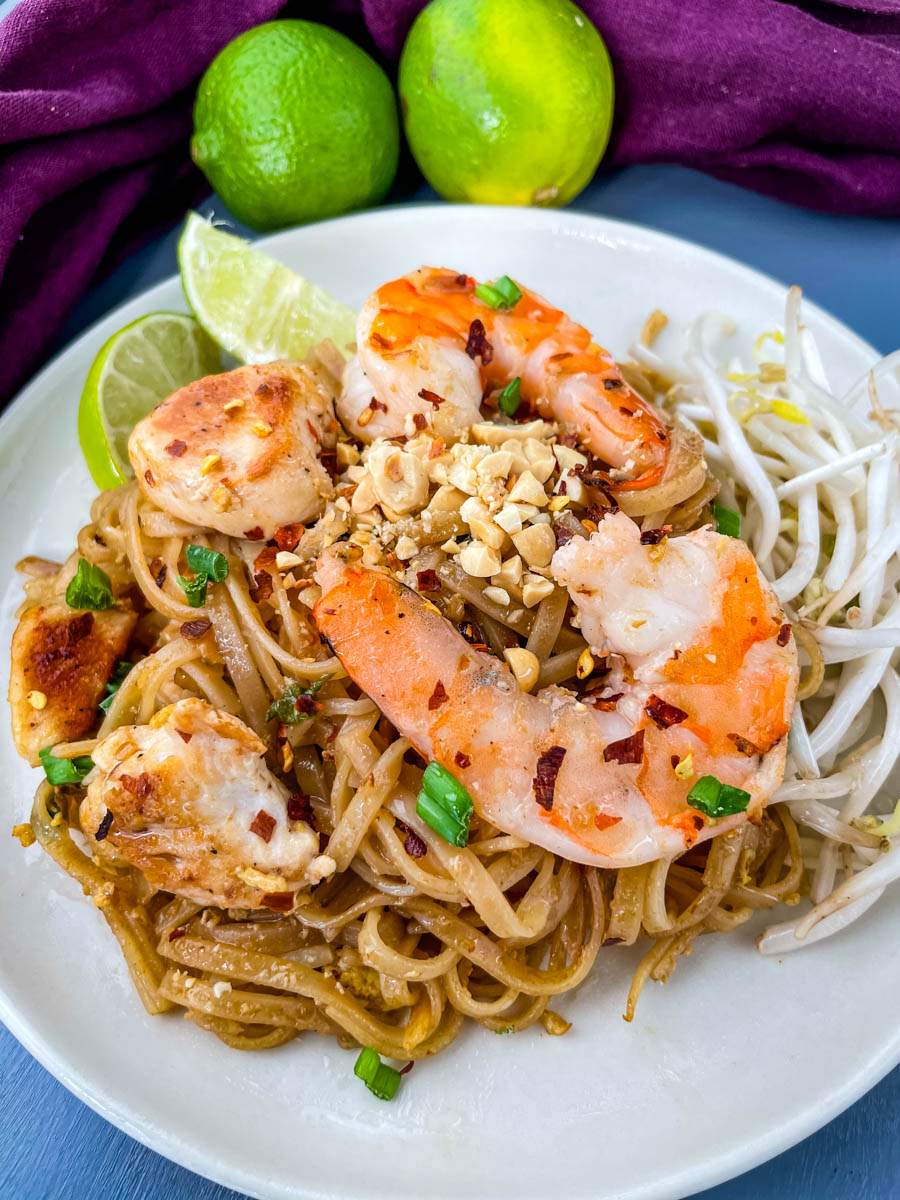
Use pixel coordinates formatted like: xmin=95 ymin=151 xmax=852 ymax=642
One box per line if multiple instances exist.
xmin=144 ymin=469 xmax=155 ymax=487
xmin=397 ymin=820 xmax=427 ymax=859
xmin=640 ymin=525 xmax=672 ymax=546
xmin=168 ymin=927 xmax=187 ymax=942
xmin=417 ymin=388 xmax=445 ymax=409
xmin=454 ymin=751 xmax=471 ymax=769
xmin=533 ymin=745 xmax=566 ymax=811
xmin=243 ymin=526 xmax=265 ymax=541
xmin=119 ymin=773 xmax=154 ymax=798
xmin=554 ymin=523 xmax=575 ymax=547
xmin=95 ymin=809 xmax=114 ymax=841
xmin=603 ymin=377 xmax=623 ymax=390
xmin=465 ymin=318 xmax=493 ymax=364
xmin=287 ymin=792 xmax=314 ymax=824
xmin=152 ymin=560 xmax=167 ymax=588
xmin=417 ymin=569 xmax=440 ymax=592
xmin=399 ymin=1060 xmax=415 ymax=1076
xmin=176 ymin=729 xmax=192 ymax=744
xmin=368 ymin=396 xmax=388 ymax=413
xmin=180 ymin=618 xmax=212 ymax=639
xmin=250 ymin=570 xmax=273 ymax=603
xmin=777 ymin=623 xmax=792 ymax=646
xmin=603 ymin=730 xmax=645 ymax=765
xmin=428 ymin=437 xmax=445 ymax=460
xmin=595 ymin=812 xmax=622 ymax=831
xmin=254 ymin=545 xmax=278 ymax=573
xmin=249 ymin=810 xmax=276 ymax=843
xmin=412 ymin=413 xmax=427 ymax=431
xmin=592 ymin=691 xmax=624 ymax=711
xmin=165 ymin=439 xmax=187 ymax=458
xmin=262 ymin=891 xmax=294 ymax=912
xmin=274 ymin=524 xmax=303 ymax=552
xmin=428 ymin=680 xmax=448 ymax=710
xmin=645 ymin=694 xmax=688 ymax=728
xmin=728 ymin=732 xmax=763 ymax=756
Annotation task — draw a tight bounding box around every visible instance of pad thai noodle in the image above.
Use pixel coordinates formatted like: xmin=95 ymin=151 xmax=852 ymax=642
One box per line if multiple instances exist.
xmin=9 ymin=266 xmax=899 ymax=1089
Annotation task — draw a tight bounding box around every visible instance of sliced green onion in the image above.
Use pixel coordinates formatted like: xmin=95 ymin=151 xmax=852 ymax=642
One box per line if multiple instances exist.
xmin=498 ymin=377 xmax=522 ymax=417
xmin=687 ymin=774 xmax=752 ymax=818
xmin=712 ymin=503 xmax=741 ymax=538
xmin=99 ymin=660 xmax=134 ymax=715
xmin=186 ymin=544 xmax=229 ymax=582
xmin=176 ymin=574 xmax=208 ymax=608
xmin=39 ymin=746 xmax=94 ymax=786
xmin=475 ymin=275 xmax=522 ymax=311
xmin=353 ymin=1047 xmax=401 ymax=1101
xmin=416 ymin=789 xmax=468 ymax=847
xmin=354 ymin=1046 xmax=380 ymax=1084
xmin=493 ymin=275 xmax=522 ymax=307
xmin=265 ymin=676 xmax=329 ymax=725
xmin=475 ymin=283 xmax=504 ymax=309
xmin=422 ymin=761 xmax=473 ymax=824
xmin=65 ymin=559 xmax=114 ymax=611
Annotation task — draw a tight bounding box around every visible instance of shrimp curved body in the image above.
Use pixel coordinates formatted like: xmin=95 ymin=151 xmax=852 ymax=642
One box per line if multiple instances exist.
xmin=129 ymin=362 xmax=336 ymax=539
xmin=339 ymin=267 xmax=706 ymax=508
xmin=314 ymin=518 xmax=797 ymax=868
xmin=81 ymin=698 xmax=335 ymax=908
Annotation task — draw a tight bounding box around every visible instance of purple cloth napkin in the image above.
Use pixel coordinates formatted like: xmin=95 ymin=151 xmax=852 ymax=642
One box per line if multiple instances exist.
xmin=2 ymin=0 xmax=899 ymax=404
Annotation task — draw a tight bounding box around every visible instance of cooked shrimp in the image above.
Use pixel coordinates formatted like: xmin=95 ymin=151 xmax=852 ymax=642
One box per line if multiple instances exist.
xmin=338 ymin=267 xmax=706 ymax=511
xmin=80 ymin=698 xmax=335 ymax=908
xmin=129 ymin=362 xmax=337 ymax=540
xmin=314 ymin=523 xmax=797 ymax=868
xmin=9 ymin=602 xmax=136 ymax=765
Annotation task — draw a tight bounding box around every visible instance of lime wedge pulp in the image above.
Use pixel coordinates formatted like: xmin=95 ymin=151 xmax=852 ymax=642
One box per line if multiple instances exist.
xmin=78 ymin=311 xmax=221 ymax=489
xmin=178 ymin=212 xmax=358 ymax=363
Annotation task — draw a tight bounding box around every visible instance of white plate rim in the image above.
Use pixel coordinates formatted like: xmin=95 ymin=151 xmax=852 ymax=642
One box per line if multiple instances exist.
xmin=0 ymin=203 xmax=895 ymax=1200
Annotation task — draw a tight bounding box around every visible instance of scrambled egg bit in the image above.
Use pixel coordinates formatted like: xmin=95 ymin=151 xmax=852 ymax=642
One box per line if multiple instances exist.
xmin=80 ymin=698 xmax=335 ymax=909
xmin=128 ymin=362 xmax=337 ymax=540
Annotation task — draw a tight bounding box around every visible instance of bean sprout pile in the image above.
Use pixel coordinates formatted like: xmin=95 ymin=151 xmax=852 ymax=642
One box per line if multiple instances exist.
xmin=635 ymin=287 xmax=900 ymax=953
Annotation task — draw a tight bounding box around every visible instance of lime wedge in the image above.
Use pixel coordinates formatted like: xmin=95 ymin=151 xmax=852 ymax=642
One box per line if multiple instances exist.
xmin=178 ymin=212 xmax=357 ymax=363
xmin=78 ymin=311 xmax=221 ymax=489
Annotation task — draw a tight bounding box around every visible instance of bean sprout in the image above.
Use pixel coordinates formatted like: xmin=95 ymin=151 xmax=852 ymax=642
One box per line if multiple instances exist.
xmin=661 ymin=288 xmax=900 ymax=953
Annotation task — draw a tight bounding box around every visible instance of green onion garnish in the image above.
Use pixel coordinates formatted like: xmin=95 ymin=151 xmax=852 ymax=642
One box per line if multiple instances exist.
xmin=498 ymin=377 xmax=522 ymax=417
xmin=186 ymin=544 xmax=229 ymax=582
xmin=99 ymin=660 xmax=134 ymax=715
xmin=493 ymin=275 xmax=522 ymax=307
xmin=475 ymin=275 xmax=522 ymax=311
xmin=416 ymin=761 xmax=474 ymax=847
xmin=687 ymin=774 xmax=752 ymax=818
xmin=177 ymin=545 xmax=229 ymax=607
xmin=65 ymin=559 xmax=114 ymax=611
xmin=354 ymin=1046 xmax=401 ymax=1101
xmin=39 ymin=746 xmax=94 ymax=786
xmin=712 ymin=504 xmax=741 ymax=538
xmin=265 ymin=676 xmax=330 ymax=725
xmin=176 ymin=574 xmax=208 ymax=608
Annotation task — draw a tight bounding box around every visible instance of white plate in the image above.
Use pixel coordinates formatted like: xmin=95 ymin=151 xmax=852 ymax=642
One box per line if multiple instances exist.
xmin=0 ymin=206 xmax=896 ymax=1200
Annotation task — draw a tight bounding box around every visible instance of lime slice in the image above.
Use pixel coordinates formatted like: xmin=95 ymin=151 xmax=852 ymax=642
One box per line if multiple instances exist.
xmin=78 ymin=311 xmax=221 ymax=489
xmin=178 ymin=212 xmax=357 ymax=363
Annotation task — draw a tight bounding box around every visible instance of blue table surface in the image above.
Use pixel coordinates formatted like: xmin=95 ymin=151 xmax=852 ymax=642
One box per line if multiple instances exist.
xmin=2 ymin=165 xmax=899 ymax=1200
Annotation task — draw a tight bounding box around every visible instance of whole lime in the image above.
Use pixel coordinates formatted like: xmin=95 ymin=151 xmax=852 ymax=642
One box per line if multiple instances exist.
xmin=192 ymin=20 xmax=400 ymax=231
xmin=398 ymin=0 xmax=615 ymax=207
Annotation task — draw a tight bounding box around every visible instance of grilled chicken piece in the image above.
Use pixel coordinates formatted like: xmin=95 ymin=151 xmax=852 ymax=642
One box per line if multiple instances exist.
xmin=128 ymin=362 xmax=337 ymax=539
xmin=80 ymin=698 xmax=334 ymax=909
xmin=9 ymin=604 xmax=136 ymax=765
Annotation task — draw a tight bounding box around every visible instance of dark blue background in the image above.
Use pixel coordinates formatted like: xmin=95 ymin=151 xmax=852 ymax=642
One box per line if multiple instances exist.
xmin=2 ymin=164 xmax=899 ymax=1198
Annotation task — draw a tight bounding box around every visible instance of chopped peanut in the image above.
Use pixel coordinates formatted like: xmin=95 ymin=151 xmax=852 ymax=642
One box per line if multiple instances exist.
xmin=504 ymin=647 xmax=539 ymax=692
xmin=458 ymin=540 xmax=502 ymax=578
xmin=522 ymin=573 xmax=555 ymax=607
xmin=512 ymin=522 xmax=556 ymax=568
